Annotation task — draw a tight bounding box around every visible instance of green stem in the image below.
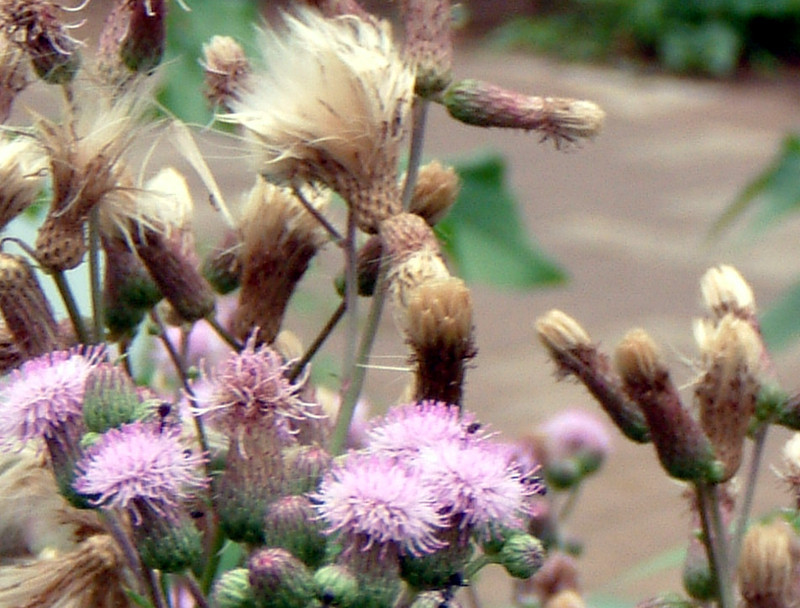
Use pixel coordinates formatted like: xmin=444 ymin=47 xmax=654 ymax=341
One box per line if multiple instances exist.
xmin=557 ymin=482 xmax=583 ymax=524
xmin=338 ymin=210 xmax=359 ymax=397
xmin=731 ymin=424 xmax=769 ymax=571
xmin=401 ymin=98 xmax=430 ymax=211
xmin=696 ymin=482 xmax=734 ymax=608
xmin=392 ymin=585 xmax=419 ymax=608
xmin=205 ymin=314 xmax=242 ymax=352
xmin=288 ymin=299 xmax=346 ymax=383
xmin=329 ymin=259 xmax=389 ymax=455
xmin=200 ymin=528 xmax=226 ymax=595
xmin=182 ymin=573 xmax=211 ymax=608
xmin=51 ymin=269 xmax=90 ymax=344
xmin=463 ymin=553 xmax=494 ymax=581
xmin=88 ymin=206 xmax=104 ymax=343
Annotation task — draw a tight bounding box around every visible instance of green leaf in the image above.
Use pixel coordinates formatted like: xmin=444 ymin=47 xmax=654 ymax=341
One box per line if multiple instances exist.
xmin=712 ymin=133 xmax=800 ymax=236
xmin=760 ymin=280 xmax=800 ymax=350
xmin=160 ymin=0 xmax=260 ymax=124
xmin=437 ymin=151 xmax=566 ymax=288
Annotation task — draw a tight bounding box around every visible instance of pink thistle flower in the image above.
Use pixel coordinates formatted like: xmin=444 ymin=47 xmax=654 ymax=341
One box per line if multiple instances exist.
xmin=366 ymin=400 xmax=486 ymax=458
xmin=74 ymin=421 xmax=208 ymax=519
xmin=540 ymin=408 xmax=612 ymax=476
xmin=314 ymin=453 xmax=446 ymax=557
xmin=201 ymin=336 xmax=308 ymax=436
xmin=418 ymin=440 xmax=542 ymax=532
xmin=0 ymin=347 xmax=103 ymax=447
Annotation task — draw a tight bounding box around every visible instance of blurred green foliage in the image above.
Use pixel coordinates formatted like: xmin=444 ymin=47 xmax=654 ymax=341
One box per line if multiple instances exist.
xmin=489 ymin=0 xmax=800 ymax=77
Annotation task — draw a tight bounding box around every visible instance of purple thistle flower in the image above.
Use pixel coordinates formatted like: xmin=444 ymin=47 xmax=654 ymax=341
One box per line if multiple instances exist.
xmin=74 ymin=421 xmax=208 ymax=519
xmin=314 ymin=453 xmax=447 ymax=557
xmin=418 ymin=439 xmax=542 ymax=532
xmin=540 ymin=408 xmax=612 ymax=463
xmin=366 ymin=400 xmax=487 ymax=458
xmin=200 ymin=336 xmax=307 ymax=434
xmin=0 ymin=347 xmax=103 ymax=447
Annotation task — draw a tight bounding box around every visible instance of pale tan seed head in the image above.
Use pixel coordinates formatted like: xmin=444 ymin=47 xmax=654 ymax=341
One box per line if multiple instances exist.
xmin=700 ymin=264 xmax=756 ymax=320
xmin=738 ymin=522 xmax=796 ymax=608
xmin=535 ymin=309 xmax=592 ymax=357
xmin=408 ymin=160 xmax=460 ymax=225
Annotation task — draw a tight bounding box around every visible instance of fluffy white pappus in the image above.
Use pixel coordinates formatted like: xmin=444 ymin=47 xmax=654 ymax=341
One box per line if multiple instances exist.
xmin=225 ymin=8 xmax=414 ymax=189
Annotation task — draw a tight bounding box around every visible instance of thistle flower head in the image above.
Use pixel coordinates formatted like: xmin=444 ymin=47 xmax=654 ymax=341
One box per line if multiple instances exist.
xmin=314 ymin=452 xmax=447 ymax=556
xmin=700 ymin=264 xmax=756 ymax=320
xmin=738 ymin=522 xmax=796 ymax=608
xmin=224 ymin=8 xmax=414 ymax=233
xmin=201 ymin=34 xmax=251 ymax=110
xmin=366 ymin=400 xmax=486 ymax=458
xmin=73 ymin=421 xmax=208 ymax=518
xmin=0 ymin=347 xmax=102 ymax=447
xmin=417 ymin=440 xmax=542 ymax=532
xmin=540 ymin=408 xmax=612 ymax=470
xmin=202 ymin=336 xmax=306 ymax=434
xmin=0 ymin=134 xmax=46 ymax=231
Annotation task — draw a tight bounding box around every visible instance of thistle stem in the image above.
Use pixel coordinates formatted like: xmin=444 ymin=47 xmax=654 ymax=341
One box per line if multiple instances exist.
xmin=696 ymin=482 xmax=734 ymax=608
xmin=330 ymin=258 xmax=388 ymax=455
xmin=205 ymin=314 xmax=243 ymax=352
xmin=288 ymin=299 xmax=346 ymax=382
xmin=88 ymin=206 xmax=104 ymax=343
xmin=339 ymin=209 xmax=359 ymax=388
xmin=463 ymin=553 xmax=493 ymax=580
xmin=557 ymin=482 xmax=583 ymax=524
xmin=51 ymin=268 xmax=90 ymax=344
xmin=731 ymin=424 xmax=769 ymax=570
xmin=293 ymin=184 xmax=343 ymax=245
xmin=149 ymin=311 xmax=210 ymax=472
xmin=200 ymin=528 xmax=227 ymax=595
xmin=182 ymin=573 xmax=211 ymax=608
xmin=401 ymin=98 xmax=430 ymax=211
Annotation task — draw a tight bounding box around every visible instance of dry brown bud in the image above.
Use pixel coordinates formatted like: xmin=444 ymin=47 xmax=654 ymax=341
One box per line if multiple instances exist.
xmin=700 ymin=264 xmax=756 ymax=320
xmin=404 ymin=277 xmax=476 ymax=405
xmin=695 ymin=314 xmax=761 ymax=481
xmin=0 ymin=252 xmax=59 ymax=357
xmin=202 ymin=35 xmax=251 ymax=110
xmin=535 ymin=309 xmax=592 ymax=356
xmin=443 ymin=79 xmax=605 ymax=148
xmin=232 ymin=181 xmax=328 ymax=344
xmin=739 ymin=522 xmax=796 ymax=608
xmin=615 ymin=329 xmax=722 ymax=482
xmin=408 ymin=160 xmax=460 ymax=225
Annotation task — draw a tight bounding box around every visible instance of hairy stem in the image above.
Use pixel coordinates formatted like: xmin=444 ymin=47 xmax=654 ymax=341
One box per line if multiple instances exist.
xmin=402 ymin=98 xmax=430 ymax=211
xmin=88 ymin=206 xmax=104 ymax=343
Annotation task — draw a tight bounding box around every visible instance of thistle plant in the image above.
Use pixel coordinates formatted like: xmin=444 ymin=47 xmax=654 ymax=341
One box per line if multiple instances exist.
xmin=0 ymin=1 xmax=612 ymax=607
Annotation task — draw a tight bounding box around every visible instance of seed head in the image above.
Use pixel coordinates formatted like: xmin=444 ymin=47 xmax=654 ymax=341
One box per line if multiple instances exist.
xmin=738 ymin=522 xmax=796 ymax=608
xmin=0 ymin=134 xmax=46 ymax=230
xmin=223 ymin=8 xmax=414 ymax=233
xmin=700 ymin=264 xmax=756 ymax=320
xmin=201 ymin=35 xmax=251 ymax=111
xmin=408 ymin=160 xmax=460 ymax=225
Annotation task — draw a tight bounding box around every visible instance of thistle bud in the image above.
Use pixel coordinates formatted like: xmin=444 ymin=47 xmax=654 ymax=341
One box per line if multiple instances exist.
xmin=202 ymin=35 xmax=251 ymax=111
xmin=535 ymin=310 xmax=650 ymax=443
xmin=443 ymin=80 xmax=604 ymax=148
xmin=738 ymin=522 xmax=795 ymax=608
xmin=248 ymin=548 xmax=316 ymax=608
xmin=682 ymin=536 xmax=716 ymax=601
xmin=202 ymin=229 xmax=242 ymax=295
xmin=401 ymin=0 xmax=454 ymax=97
xmin=498 ymin=533 xmax=546 ymax=579
xmin=694 ymin=315 xmax=761 ymax=481
xmin=529 ymin=551 xmax=580 ymax=603
xmin=700 ymin=264 xmax=756 ymax=321
xmin=98 ymin=0 xmax=166 ymax=83
xmin=12 ymin=0 xmax=82 ymax=84
xmin=408 ymin=160 xmax=460 ymax=225
xmin=410 ymin=591 xmax=465 ymax=608
xmin=615 ymin=329 xmax=722 ymax=482
xmin=0 ymin=252 xmax=60 ymax=357
xmin=314 ymin=564 xmax=359 ymax=608
xmin=262 ymin=495 xmax=327 ymax=569
xmin=82 ymin=363 xmax=144 ymax=433
xmin=282 ymin=445 xmax=332 ymax=495
xmin=403 ymin=277 xmax=476 ymax=405
xmin=232 ymin=181 xmax=328 ymax=344
xmin=132 ymin=498 xmax=204 ymax=573
xmin=213 ymin=568 xmax=257 ymax=608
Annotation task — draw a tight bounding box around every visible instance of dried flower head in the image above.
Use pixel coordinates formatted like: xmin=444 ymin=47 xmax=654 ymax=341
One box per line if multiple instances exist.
xmin=201 ymin=34 xmax=251 ymax=110
xmin=408 ymin=160 xmax=460 ymax=225
xmin=232 ymin=180 xmax=329 ymax=343
xmin=0 ymin=534 xmax=132 ymax=608
xmin=73 ymin=422 xmax=208 ymax=518
xmin=700 ymin=264 xmax=756 ymax=321
xmin=738 ymin=522 xmax=796 ymax=608
xmin=224 ymin=8 xmax=414 ymax=233
xmin=535 ymin=309 xmax=592 ymax=357
xmin=443 ymin=79 xmax=605 ymax=149
xmin=0 ymin=134 xmax=45 ymax=230
xmin=694 ymin=314 xmax=762 ymax=481
xmin=314 ymin=453 xmax=446 ymax=557
xmin=0 ymin=30 xmax=29 ymax=122
xmin=0 ymin=347 xmax=102 ymax=448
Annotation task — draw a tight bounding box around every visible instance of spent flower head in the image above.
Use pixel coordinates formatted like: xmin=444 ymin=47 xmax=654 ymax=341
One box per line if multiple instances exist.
xmin=224 ymin=7 xmax=414 ymax=233
xmin=0 ymin=346 xmax=103 ymax=447
xmin=314 ymin=452 xmax=447 ymax=557
xmin=74 ymin=421 xmax=208 ymax=518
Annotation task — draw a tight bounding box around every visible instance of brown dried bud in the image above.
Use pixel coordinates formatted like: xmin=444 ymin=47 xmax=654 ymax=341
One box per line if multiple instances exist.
xmin=232 ymin=181 xmax=328 ymax=344
xmin=202 ymin=35 xmax=251 ymax=111
xmin=98 ymin=0 xmax=166 ymax=81
xmin=535 ymin=310 xmax=650 ymax=443
xmin=615 ymin=329 xmax=722 ymax=482
xmin=694 ymin=315 xmax=761 ymax=481
xmin=738 ymin=522 xmax=795 ymax=608
xmin=401 ymin=0 xmax=453 ymax=97
xmin=408 ymin=160 xmax=460 ymax=225
xmin=0 ymin=320 xmax=22 ymax=374
xmin=403 ymin=277 xmax=475 ymax=405
xmin=0 ymin=252 xmax=60 ymax=357
xmin=443 ymin=79 xmax=604 ymax=148
xmin=0 ymin=135 xmax=45 ymax=230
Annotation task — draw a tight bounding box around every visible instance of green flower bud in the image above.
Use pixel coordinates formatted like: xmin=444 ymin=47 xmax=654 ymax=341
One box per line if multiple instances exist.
xmin=248 ymin=548 xmax=317 ymax=608
xmin=497 ymin=534 xmax=545 ymax=580
xmin=134 ymin=501 xmax=203 ymax=573
xmin=213 ymin=568 xmax=257 ymax=608
xmin=314 ymin=564 xmax=359 ymax=607
xmin=82 ymin=364 xmax=144 ymax=433
xmin=263 ymin=495 xmax=327 ymax=569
